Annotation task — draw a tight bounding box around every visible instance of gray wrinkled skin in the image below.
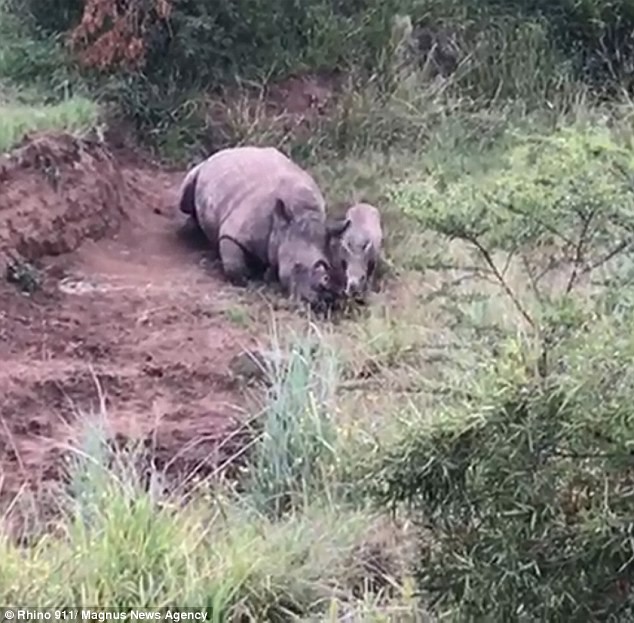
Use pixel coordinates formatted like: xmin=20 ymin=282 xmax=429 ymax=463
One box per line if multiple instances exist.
xmin=329 ymin=202 xmax=383 ymax=300
xmin=177 ymin=146 xmax=348 ymax=308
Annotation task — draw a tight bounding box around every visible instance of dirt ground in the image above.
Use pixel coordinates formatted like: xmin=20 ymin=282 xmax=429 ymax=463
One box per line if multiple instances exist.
xmin=0 ymin=132 xmax=275 ymax=508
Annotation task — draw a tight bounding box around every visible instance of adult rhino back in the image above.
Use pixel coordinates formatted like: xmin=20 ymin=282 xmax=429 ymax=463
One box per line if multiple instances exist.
xmin=192 ymin=146 xmax=325 ymax=260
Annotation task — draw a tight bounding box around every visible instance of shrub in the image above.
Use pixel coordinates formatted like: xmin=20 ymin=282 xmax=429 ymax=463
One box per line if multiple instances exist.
xmin=67 ymin=0 xmax=172 ymax=72
xmin=389 ymin=124 xmax=634 ymax=333
xmin=366 ymin=310 xmax=634 ymax=620
xmin=360 ymin=122 xmax=634 ymax=620
xmin=486 ymin=0 xmax=634 ymax=88
xmin=404 ymin=0 xmax=634 ymax=92
xmin=0 ymin=0 xmax=78 ymax=87
xmin=50 ymin=0 xmax=402 ymax=81
xmin=6 ymin=0 xmax=83 ymax=36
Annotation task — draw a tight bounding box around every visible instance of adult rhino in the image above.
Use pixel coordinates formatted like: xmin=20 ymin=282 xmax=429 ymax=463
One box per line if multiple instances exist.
xmin=177 ymin=146 xmax=350 ymax=308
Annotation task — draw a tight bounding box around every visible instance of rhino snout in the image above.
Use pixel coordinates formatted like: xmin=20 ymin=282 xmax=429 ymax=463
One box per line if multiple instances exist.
xmin=287 ymin=260 xmax=331 ymax=306
xmin=345 ymin=273 xmax=368 ymax=298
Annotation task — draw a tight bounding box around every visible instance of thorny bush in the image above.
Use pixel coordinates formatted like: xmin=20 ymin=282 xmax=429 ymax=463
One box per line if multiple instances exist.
xmin=364 ymin=125 xmax=634 ymax=620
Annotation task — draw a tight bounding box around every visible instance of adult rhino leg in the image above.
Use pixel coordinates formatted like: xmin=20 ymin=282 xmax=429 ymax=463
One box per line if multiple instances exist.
xmin=263 ymin=265 xmax=278 ymax=285
xmin=219 ymin=236 xmax=251 ymax=287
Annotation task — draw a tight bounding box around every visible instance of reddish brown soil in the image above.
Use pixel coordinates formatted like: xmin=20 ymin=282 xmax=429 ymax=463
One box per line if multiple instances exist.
xmin=0 ymin=132 xmax=263 ymax=508
xmin=265 ymin=72 xmax=343 ymax=117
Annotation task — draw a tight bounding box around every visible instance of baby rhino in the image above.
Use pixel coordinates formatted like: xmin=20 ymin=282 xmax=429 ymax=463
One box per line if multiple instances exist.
xmin=177 ymin=145 xmax=348 ymax=309
xmin=329 ymin=202 xmax=383 ymax=301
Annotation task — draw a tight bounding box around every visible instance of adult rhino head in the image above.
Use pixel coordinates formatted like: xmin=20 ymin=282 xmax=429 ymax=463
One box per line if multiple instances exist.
xmin=269 ymin=198 xmax=351 ymax=311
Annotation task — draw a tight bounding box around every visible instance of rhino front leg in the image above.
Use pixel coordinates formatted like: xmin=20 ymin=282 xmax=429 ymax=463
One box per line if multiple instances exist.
xmin=263 ymin=265 xmax=278 ymax=284
xmin=219 ymin=237 xmax=250 ymax=287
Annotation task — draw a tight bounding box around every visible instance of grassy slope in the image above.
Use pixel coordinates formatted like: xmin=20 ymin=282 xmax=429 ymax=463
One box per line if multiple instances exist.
xmin=0 ymin=5 xmax=99 ymax=152
xmin=0 ymin=94 xmax=98 ymax=151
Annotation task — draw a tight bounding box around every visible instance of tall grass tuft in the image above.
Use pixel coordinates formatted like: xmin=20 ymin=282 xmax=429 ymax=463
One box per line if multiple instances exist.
xmin=246 ymin=323 xmax=342 ymax=519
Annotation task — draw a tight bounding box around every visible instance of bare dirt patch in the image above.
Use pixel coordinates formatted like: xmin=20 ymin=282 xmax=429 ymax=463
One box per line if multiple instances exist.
xmin=0 ymin=132 xmax=264 ymax=507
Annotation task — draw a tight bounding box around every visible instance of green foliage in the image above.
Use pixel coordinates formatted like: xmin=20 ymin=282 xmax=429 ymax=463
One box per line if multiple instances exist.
xmin=245 ymin=326 xmax=342 ymax=518
xmin=485 ymin=0 xmax=634 ymax=88
xmin=457 ymin=17 xmax=572 ymax=103
xmin=102 ymin=1 xmax=579 ymax=159
xmin=89 ymin=0 xmax=416 ymax=158
xmin=366 ymin=311 xmax=634 ymax=620
xmin=0 ymin=406 xmax=398 ymax=618
xmin=0 ymin=95 xmax=98 ymax=152
xmin=0 ymin=0 xmax=78 ymax=87
xmin=404 ymin=0 xmax=634 ymax=91
xmin=6 ymin=0 xmax=83 ymax=36
xmin=142 ymin=0 xmax=400 ymax=85
xmin=391 ymin=125 xmax=634 ymax=250
xmin=0 ymin=0 xmax=579 ymax=158
xmin=5 ymin=0 xmax=634 ymax=619
xmin=389 ymin=124 xmax=634 ymax=338
xmin=356 ymin=119 xmax=634 ymax=620
xmin=4 ymin=0 xmax=634 ymax=161
xmin=0 ymin=0 xmax=97 ymax=152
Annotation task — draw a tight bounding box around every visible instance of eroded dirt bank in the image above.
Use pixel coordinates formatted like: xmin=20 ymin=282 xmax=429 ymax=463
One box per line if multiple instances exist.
xmin=0 ymin=132 xmax=263 ymax=508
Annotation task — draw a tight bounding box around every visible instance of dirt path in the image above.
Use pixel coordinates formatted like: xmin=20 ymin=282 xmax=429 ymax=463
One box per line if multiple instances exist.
xmin=0 ymin=136 xmax=264 ymax=504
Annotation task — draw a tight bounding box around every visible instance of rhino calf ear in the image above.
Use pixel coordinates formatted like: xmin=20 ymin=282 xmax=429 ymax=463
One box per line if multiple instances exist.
xmin=327 ymin=218 xmax=351 ymax=239
xmin=274 ymin=199 xmax=293 ymax=225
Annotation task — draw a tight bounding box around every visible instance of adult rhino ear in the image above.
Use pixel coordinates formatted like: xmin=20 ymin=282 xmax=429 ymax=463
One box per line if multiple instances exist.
xmin=326 ymin=217 xmax=351 ymax=240
xmin=273 ymin=198 xmax=293 ymax=225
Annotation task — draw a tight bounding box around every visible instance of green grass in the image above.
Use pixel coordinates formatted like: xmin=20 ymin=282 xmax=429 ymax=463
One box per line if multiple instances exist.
xmin=324 ymin=110 xmax=634 ymax=619
xmin=4 ymin=88 xmax=634 ymax=617
xmin=0 ymin=0 xmax=99 ymax=153
xmin=0 ymin=95 xmax=99 ymax=152
xmin=2 ymin=464 xmax=386 ymax=613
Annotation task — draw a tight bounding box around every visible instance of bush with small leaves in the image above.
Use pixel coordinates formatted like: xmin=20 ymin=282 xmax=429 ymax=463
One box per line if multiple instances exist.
xmin=365 ymin=309 xmax=634 ymax=620
xmin=359 ymin=122 xmax=634 ymax=620
xmin=389 ymin=125 xmax=634 ymax=330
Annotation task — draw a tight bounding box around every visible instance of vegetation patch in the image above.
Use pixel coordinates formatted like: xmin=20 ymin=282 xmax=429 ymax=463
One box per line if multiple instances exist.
xmin=0 ymin=96 xmax=98 ymax=152
xmin=4 ymin=0 xmax=634 ymax=619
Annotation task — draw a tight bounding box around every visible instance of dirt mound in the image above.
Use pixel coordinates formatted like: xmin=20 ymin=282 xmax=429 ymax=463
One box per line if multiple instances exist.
xmin=0 ymin=131 xmax=265 ymax=521
xmin=0 ymin=131 xmax=126 ymax=262
xmin=266 ymin=72 xmax=343 ymax=116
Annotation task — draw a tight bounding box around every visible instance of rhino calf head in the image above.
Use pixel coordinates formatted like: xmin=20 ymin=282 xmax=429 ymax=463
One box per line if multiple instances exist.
xmin=328 ymin=202 xmax=383 ymax=301
xmin=271 ymin=199 xmax=350 ymax=310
